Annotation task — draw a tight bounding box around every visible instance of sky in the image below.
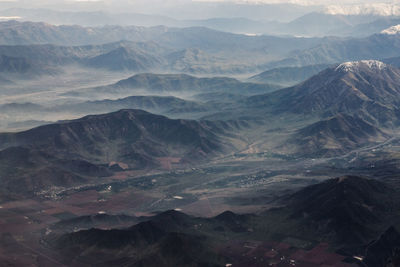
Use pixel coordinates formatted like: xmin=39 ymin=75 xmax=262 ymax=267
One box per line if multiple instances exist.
xmin=1 ymin=0 xmax=400 ymax=19
xmin=0 ymin=0 xmax=398 ymax=5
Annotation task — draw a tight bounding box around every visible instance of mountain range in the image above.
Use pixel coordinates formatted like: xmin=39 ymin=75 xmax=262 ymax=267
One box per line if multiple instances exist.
xmin=3 ymin=20 xmax=400 ymax=77
xmin=271 ymin=30 xmax=400 ymax=68
xmin=2 ymin=11 xmax=400 ymax=266
xmin=0 ymin=109 xmax=244 ymax=199
xmin=0 ymin=20 xmax=327 ymax=75
xmin=291 ymin=113 xmax=389 ymax=156
xmin=236 ymin=60 xmax=400 ymax=156
xmin=47 ymin=176 xmax=400 ymax=266
xmin=87 ymin=73 xmax=280 ymax=97
xmin=3 ymin=8 xmax=400 ymax=38
xmin=248 ymin=60 xmax=400 ymax=120
xmin=249 ymin=64 xmax=331 ymax=86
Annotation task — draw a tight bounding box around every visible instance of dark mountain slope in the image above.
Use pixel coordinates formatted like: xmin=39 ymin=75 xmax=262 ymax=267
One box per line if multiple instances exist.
xmin=291 ymin=114 xmax=389 ymax=156
xmin=364 ymin=226 xmax=400 ymax=267
xmin=288 ymin=175 xmax=393 ymax=244
xmin=0 ymin=109 xmax=242 ymax=198
xmin=0 ymin=146 xmax=110 ymax=200
xmin=247 ymin=60 xmax=400 ymax=125
xmin=48 ymin=177 xmax=397 ymax=265
xmin=50 ymin=210 xmax=225 ymax=266
xmin=241 ymin=60 xmax=400 ymax=158
xmin=0 ymin=109 xmax=233 ymax=164
xmin=51 ymin=214 xmax=139 ymax=233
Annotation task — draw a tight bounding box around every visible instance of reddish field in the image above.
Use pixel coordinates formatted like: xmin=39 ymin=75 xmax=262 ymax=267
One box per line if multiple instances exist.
xmin=156 ymin=157 xmax=181 ymax=170
xmin=220 ymin=240 xmax=356 ymax=267
xmin=0 ymin=187 xmax=157 ymax=266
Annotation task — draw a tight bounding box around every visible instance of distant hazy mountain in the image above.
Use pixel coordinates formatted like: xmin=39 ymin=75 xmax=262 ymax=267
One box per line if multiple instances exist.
xmin=279 ymin=13 xmax=400 ymax=37
xmin=283 ymin=12 xmax=361 ymax=36
xmin=0 ymin=102 xmax=44 ymax=113
xmin=0 ymin=20 xmax=322 ymax=52
xmin=84 ymin=46 xmax=165 ymax=71
xmin=0 ymin=54 xmax=57 ymax=76
xmin=192 ymin=92 xmax=245 ymax=104
xmin=7 ymin=21 xmax=386 ymax=76
xmin=0 ymin=41 xmax=164 ymax=71
xmin=0 ymin=4 xmax=318 ymax=28
xmin=59 ymin=95 xmax=213 ymax=116
xmin=249 ymin=64 xmax=331 ymax=86
xmin=0 ymin=73 xmax=12 ymax=84
xmin=0 ymin=42 xmax=228 ymax=75
xmin=0 ymin=8 xmax=179 ymax=27
xmin=0 ymin=54 xmax=33 ymax=73
xmin=85 ymin=73 xmax=280 ymax=97
xmin=347 ymin=17 xmax=400 ymax=37
xmin=2 ymin=8 xmax=398 ymax=38
xmin=0 ymin=96 xmax=220 ymax=132
xmin=1 ymin=8 xmax=275 ymax=34
xmin=383 ymin=56 xmax=400 ymax=68
xmin=165 ymin=48 xmax=256 ymax=74
xmin=272 ymin=32 xmax=400 ymax=67
xmin=0 ymin=20 xmax=162 ymax=46
xmin=0 ymin=22 xmax=326 ymax=75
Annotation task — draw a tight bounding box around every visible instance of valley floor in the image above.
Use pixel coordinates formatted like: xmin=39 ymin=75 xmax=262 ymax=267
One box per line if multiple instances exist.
xmin=1 ymin=148 xmax=398 ymax=266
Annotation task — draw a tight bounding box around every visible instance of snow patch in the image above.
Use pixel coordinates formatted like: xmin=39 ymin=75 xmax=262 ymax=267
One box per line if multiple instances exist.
xmin=335 ymin=60 xmax=387 ymax=73
xmin=324 ymin=4 xmax=400 ymax=16
xmin=381 ymin=25 xmax=400 ymax=35
xmin=0 ymin=16 xmax=21 ymax=20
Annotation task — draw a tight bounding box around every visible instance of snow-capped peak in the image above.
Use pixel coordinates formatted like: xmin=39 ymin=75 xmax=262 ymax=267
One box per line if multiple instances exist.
xmin=381 ymin=25 xmax=400 ymax=35
xmin=335 ymin=60 xmax=387 ymax=73
xmin=324 ymin=4 xmax=400 ymax=16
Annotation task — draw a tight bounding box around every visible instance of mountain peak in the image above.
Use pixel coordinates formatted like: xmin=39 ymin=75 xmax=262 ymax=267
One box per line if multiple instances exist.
xmin=381 ymin=24 xmax=400 ymax=35
xmin=335 ymin=60 xmax=387 ymax=73
xmin=289 ymin=175 xmax=392 ymax=244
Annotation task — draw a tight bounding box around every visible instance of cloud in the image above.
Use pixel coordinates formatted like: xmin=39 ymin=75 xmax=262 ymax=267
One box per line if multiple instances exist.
xmin=193 ymin=0 xmax=396 ymax=4
xmin=0 ymin=16 xmax=21 ymax=19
